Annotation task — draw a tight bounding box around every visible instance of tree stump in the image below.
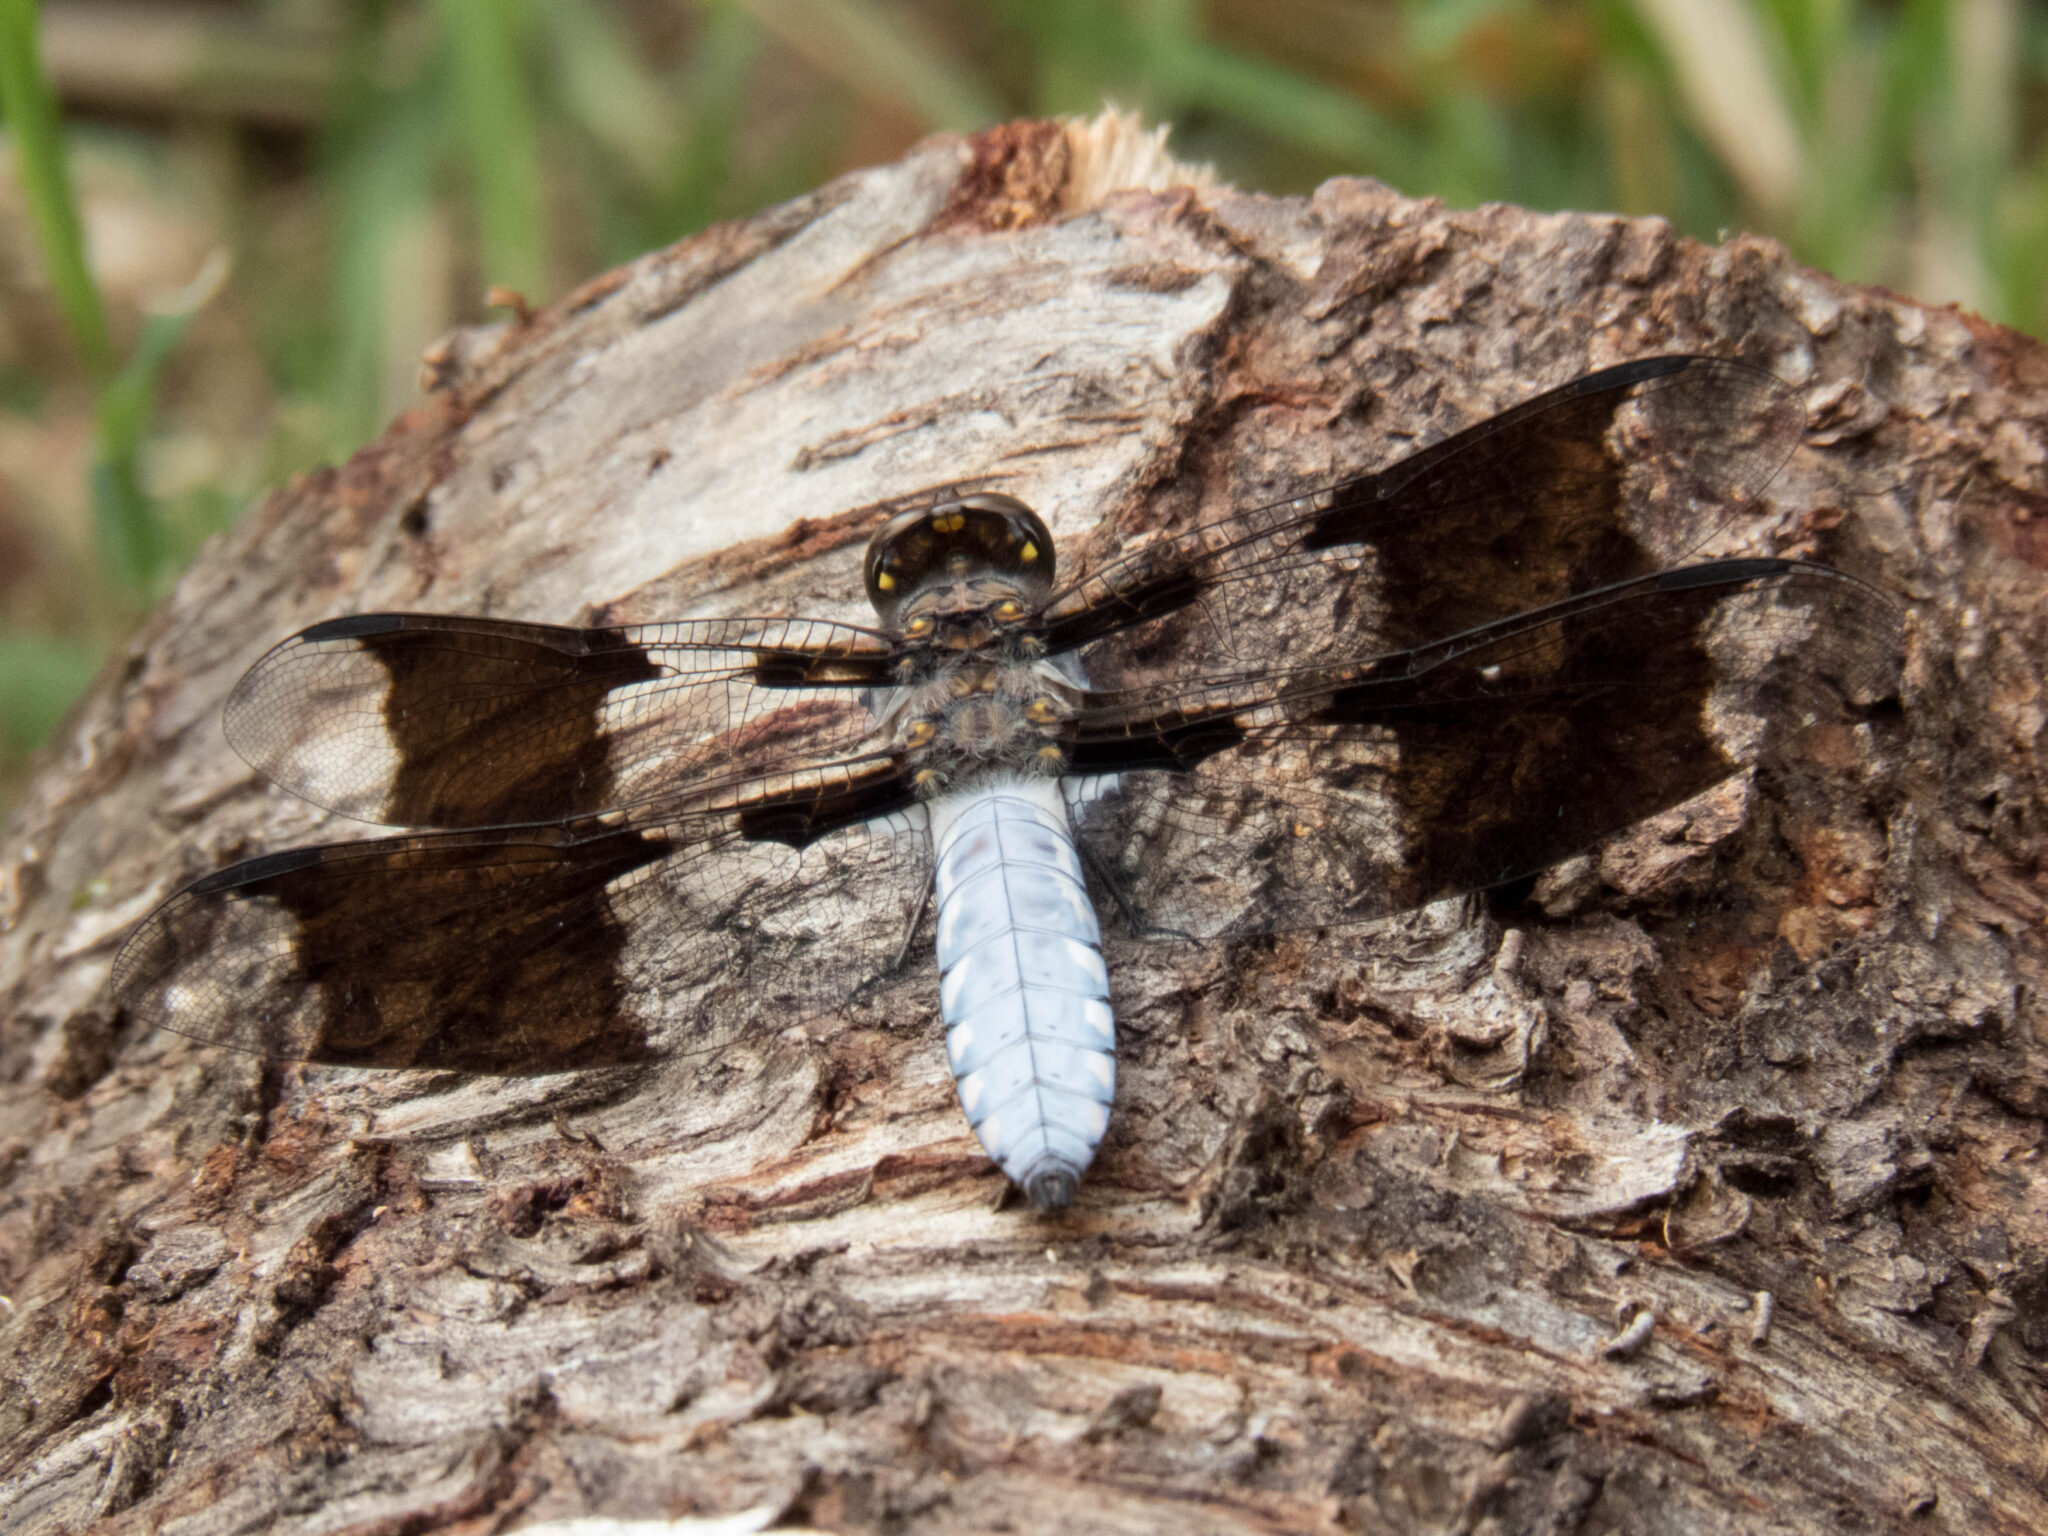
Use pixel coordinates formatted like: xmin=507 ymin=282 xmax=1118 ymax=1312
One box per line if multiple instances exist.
xmin=2 ymin=113 xmax=2044 ymax=1534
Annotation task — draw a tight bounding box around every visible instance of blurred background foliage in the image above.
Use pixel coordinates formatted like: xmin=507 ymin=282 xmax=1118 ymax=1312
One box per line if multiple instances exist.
xmin=0 ymin=0 xmax=2044 ymax=813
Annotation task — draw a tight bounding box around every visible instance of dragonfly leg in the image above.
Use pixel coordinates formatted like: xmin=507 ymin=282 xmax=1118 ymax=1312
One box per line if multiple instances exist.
xmin=1078 ymin=840 xmax=1196 ymax=945
xmin=887 ymin=883 xmax=933 ymax=974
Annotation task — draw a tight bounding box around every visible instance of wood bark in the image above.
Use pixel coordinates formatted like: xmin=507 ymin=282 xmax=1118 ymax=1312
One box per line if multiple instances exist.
xmin=3 ymin=113 xmax=2045 ymax=1535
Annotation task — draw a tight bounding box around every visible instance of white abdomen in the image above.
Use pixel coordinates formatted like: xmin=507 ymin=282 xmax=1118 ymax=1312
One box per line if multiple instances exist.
xmin=929 ymin=776 xmax=1114 ymax=1207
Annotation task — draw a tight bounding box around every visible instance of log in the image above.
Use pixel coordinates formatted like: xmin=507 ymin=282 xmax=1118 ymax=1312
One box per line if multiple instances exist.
xmin=2 ymin=112 xmax=2044 ymax=1534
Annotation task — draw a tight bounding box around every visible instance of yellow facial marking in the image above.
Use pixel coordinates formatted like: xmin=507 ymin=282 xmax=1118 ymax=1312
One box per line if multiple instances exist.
xmin=905 ymin=614 xmax=933 ymax=636
xmin=932 ymin=511 xmax=965 ymax=533
xmin=1019 ymin=540 xmax=1039 ymax=563
xmin=994 ymin=600 xmax=1025 ymax=622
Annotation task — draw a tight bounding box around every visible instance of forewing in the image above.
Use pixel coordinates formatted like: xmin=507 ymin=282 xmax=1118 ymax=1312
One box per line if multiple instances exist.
xmin=1041 ymin=356 xmax=1804 ymax=686
xmin=223 ymin=612 xmax=900 ymax=827
xmin=111 ymin=763 xmax=933 ymax=1073
xmin=1066 ymin=561 xmax=1901 ymax=939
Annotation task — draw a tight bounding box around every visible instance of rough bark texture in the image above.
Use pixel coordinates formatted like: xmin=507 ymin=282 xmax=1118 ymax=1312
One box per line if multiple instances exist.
xmin=3 ymin=114 xmax=2045 ymax=1535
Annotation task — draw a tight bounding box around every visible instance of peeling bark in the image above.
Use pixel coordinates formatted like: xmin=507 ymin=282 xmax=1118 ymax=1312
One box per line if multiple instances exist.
xmin=3 ymin=113 xmax=2046 ymax=1535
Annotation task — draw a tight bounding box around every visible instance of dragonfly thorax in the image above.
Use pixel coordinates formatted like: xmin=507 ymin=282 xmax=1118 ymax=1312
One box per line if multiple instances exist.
xmin=897 ymin=658 xmax=1077 ymax=797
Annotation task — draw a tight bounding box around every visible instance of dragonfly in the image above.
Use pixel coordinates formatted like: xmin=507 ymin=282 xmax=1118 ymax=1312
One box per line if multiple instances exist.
xmin=112 ymin=355 xmax=1901 ymax=1208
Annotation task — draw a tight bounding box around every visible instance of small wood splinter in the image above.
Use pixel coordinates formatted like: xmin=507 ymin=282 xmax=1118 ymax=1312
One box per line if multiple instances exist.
xmin=1750 ymin=1290 xmax=1775 ymax=1346
xmin=1599 ymin=1304 xmax=1656 ymax=1358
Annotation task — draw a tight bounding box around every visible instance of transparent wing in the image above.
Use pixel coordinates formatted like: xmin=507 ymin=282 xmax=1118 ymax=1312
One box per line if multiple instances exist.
xmin=222 ymin=612 xmax=901 ymax=828
xmin=111 ymin=765 xmax=933 ymax=1073
xmin=1066 ymin=561 xmax=1901 ymax=939
xmin=1039 ymin=356 xmax=1806 ymax=690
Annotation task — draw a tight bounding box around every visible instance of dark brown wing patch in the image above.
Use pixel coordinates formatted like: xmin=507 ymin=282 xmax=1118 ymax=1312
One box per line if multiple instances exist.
xmin=224 ymin=613 xmax=899 ymax=828
xmin=1313 ymin=355 xmax=1780 ymax=652
xmin=1066 ymin=560 xmax=1899 ymax=937
xmin=114 ymin=825 xmax=669 ymax=1072
xmin=113 ymin=762 xmax=932 ymax=1075
xmin=307 ymin=615 xmax=662 ymax=828
xmin=1038 ymin=355 xmax=1801 ymax=681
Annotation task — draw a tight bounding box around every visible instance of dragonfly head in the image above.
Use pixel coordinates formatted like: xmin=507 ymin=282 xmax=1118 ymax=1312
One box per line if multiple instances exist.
xmin=866 ymin=494 xmax=1056 ymax=634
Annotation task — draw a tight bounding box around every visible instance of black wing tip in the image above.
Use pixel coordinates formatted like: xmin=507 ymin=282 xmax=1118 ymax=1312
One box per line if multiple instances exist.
xmin=1652 ymin=557 xmax=1902 ymax=612
xmin=1576 ymin=354 xmax=1700 ymax=391
xmin=1572 ymin=353 xmax=1786 ymax=399
xmin=301 ymin=613 xmax=408 ymax=643
xmin=1655 ymin=557 xmax=1802 ymax=591
xmin=187 ymin=846 xmax=328 ymax=895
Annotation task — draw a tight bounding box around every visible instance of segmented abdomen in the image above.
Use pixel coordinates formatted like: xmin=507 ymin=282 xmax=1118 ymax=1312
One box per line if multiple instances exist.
xmin=929 ymin=776 xmax=1114 ymax=1207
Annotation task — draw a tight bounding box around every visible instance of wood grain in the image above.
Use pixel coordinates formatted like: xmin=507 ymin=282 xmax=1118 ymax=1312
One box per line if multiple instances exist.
xmin=2 ymin=112 xmax=2043 ymax=1535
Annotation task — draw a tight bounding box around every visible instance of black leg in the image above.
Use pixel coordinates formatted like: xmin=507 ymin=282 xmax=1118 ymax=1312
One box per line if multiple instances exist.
xmin=1078 ymin=839 xmax=1197 ymax=945
xmin=888 ymin=884 xmax=933 ymax=974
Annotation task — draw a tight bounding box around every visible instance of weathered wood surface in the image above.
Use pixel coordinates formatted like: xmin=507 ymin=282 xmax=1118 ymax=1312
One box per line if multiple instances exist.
xmin=2 ymin=114 xmax=2044 ymax=1535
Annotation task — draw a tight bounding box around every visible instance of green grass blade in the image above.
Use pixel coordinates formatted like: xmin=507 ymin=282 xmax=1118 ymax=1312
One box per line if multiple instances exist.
xmin=1165 ymin=39 xmax=1427 ymax=184
xmin=93 ymin=250 xmax=229 ymax=591
xmin=0 ymin=0 xmax=112 ymax=377
xmin=666 ymin=2 xmax=767 ymax=240
xmin=436 ymin=0 xmax=546 ymax=297
xmin=0 ymin=630 xmax=101 ymax=756
xmin=994 ymin=0 xmax=1137 ymax=113
xmin=537 ymin=0 xmax=682 ymax=198
xmin=327 ymin=71 xmax=447 ymax=454
xmin=1629 ymin=0 xmax=1806 ymax=218
xmin=734 ymin=0 xmax=1001 ymax=131
xmin=1994 ymin=156 xmax=2048 ymax=337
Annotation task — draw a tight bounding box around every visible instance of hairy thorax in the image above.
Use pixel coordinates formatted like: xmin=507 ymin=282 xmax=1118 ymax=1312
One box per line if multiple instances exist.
xmin=863 ymin=494 xmax=1078 ymax=797
xmin=893 ymin=653 xmax=1079 ymax=796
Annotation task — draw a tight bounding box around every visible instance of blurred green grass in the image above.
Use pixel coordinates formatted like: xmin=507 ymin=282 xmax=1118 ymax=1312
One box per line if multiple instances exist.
xmin=1 ymin=0 xmax=2044 ymax=816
